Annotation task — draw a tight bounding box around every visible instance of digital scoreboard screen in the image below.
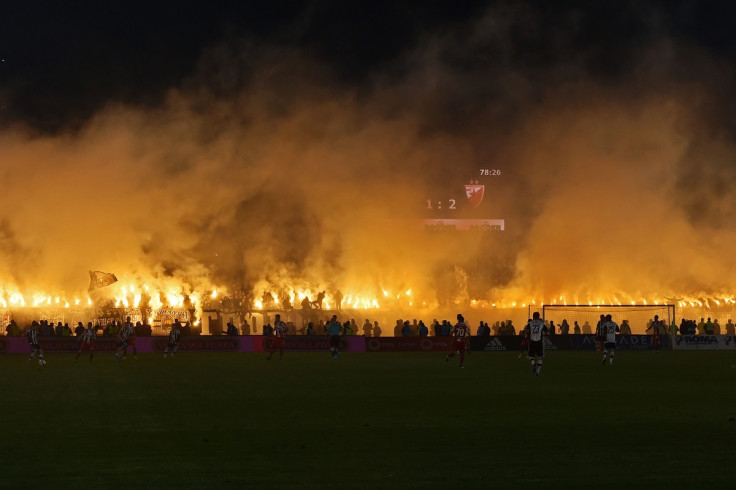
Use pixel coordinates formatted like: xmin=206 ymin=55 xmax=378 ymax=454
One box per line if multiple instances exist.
xmin=422 ymin=168 xmax=504 ymax=231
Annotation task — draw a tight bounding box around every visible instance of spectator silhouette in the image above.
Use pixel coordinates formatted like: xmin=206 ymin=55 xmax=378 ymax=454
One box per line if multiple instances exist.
xmin=311 ymin=291 xmax=326 ymax=309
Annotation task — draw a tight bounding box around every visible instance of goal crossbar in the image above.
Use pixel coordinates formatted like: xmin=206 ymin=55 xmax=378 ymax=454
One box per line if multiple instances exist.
xmin=528 ymin=304 xmax=676 ymax=335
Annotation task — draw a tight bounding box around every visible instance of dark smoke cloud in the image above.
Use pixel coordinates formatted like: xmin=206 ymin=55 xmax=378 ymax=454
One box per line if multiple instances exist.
xmin=1 ymin=2 xmax=736 ymax=310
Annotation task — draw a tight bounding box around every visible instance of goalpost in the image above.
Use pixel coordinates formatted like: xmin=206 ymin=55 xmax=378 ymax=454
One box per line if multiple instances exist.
xmin=531 ymin=304 xmax=676 ymax=335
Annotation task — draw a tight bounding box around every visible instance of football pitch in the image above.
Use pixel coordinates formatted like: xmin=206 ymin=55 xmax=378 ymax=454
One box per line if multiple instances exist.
xmin=2 ymin=349 xmax=735 ymax=489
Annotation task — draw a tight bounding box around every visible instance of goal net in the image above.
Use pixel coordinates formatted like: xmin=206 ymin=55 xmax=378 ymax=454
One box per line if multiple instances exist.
xmin=538 ymin=304 xmax=675 ymax=335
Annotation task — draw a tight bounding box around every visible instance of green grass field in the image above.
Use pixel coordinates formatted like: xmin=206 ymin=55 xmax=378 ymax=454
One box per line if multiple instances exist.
xmin=2 ymin=349 xmax=735 ymax=489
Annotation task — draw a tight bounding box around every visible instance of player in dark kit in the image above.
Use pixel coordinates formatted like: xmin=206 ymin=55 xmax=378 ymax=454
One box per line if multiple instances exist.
xmin=26 ymin=321 xmax=46 ymax=365
xmin=164 ymin=320 xmax=182 ymax=359
xmin=646 ymin=315 xmax=665 ymax=352
xmin=601 ymin=314 xmax=620 ymax=366
xmin=267 ymin=314 xmax=288 ymax=360
xmin=595 ymin=314 xmax=605 ymax=353
xmin=525 ymin=312 xmax=548 ymax=375
xmin=75 ymin=322 xmax=96 ymax=362
xmin=444 ymin=314 xmax=470 ymax=368
xmin=326 ymin=315 xmax=342 ymax=360
xmin=519 ymin=319 xmax=531 ymax=359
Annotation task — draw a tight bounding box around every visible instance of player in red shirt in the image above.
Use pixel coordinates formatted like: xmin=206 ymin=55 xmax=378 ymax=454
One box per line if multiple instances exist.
xmin=646 ymin=315 xmax=664 ymax=352
xmin=267 ymin=314 xmax=288 ymax=360
xmin=75 ymin=322 xmax=96 ymax=362
xmin=444 ymin=314 xmax=470 ymax=368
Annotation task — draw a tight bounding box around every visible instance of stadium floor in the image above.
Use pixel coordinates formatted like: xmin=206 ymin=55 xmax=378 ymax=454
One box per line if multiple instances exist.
xmin=2 ymin=350 xmax=734 ymax=489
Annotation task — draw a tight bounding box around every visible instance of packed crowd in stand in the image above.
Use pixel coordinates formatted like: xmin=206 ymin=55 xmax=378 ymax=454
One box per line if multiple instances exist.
xmin=6 ymin=315 xmax=735 ymax=338
xmin=3 ymin=318 xmax=196 ymax=337
xmin=248 ymin=315 xmax=736 ymax=338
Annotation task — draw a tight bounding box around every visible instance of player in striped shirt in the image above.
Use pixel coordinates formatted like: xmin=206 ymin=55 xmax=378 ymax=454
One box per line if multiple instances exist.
xmin=75 ymin=322 xmax=96 ymax=362
xmin=595 ymin=314 xmax=605 ymax=353
xmin=444 ymin=314 xmax=470 ymax=368
xmin=525 ymin=312 xmax=548 ymax=375
xmin=113 ymin=317 xmax=135 ymax=361
xmin=26 ymin=321 xmax=46 ymax=365
xmin=120 ymin=316 xmax=137 ymax=359
xmin=267 ymin=314 xmax=288 ymax=360
xmin=164 ymin=320 xmax=182 ymax=359
xmin=601 ymin=314 xmax=620 ymax=366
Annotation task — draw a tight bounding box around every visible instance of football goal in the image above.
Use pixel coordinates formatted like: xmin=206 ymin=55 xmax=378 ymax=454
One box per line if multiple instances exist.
xmin=532 ymin=304 xmax=675 ymax=335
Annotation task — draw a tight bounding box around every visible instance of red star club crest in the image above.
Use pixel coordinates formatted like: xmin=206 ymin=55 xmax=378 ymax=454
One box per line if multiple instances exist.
xmin=465 ymin=181 xmax=484 ymax=208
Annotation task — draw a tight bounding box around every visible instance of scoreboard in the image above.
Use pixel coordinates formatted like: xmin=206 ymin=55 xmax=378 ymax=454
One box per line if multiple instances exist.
xmin=422 ymin=168 xmax=504 ymax=231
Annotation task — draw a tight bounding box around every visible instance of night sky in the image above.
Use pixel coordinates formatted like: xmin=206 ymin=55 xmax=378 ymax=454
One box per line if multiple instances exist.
xmin=4 ymin=1 xmax=736 ymax=133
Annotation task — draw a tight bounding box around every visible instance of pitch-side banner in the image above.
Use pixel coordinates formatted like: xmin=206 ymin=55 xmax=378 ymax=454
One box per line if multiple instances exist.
xmin=673 ymin=335 xmax=736 ymax=350
xmin=470 ymin=335 xmax=572 ymax=351
xmin=366 ymin=336 xmax=455 ymax=352
xmin=253 ymin=335 xmax=367 ymax=353
xmin=0 ymin=336 xmax=255 ymax=354
xmin=570 ymin=334 xmax=669 ymax=351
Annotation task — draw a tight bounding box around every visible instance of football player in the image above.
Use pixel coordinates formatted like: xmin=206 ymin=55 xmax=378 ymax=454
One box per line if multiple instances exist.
xmin=445 ymin=314 xmax=470 ymax=368
xmin=525 ymin=312 xmax=548 ymax=375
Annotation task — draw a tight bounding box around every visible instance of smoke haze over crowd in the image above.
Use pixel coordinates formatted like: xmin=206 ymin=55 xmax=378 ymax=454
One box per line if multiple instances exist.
xmin=2 ymin=1 xmax=736 ymax=305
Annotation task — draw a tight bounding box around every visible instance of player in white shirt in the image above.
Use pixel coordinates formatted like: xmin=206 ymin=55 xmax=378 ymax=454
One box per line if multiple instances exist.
xmin=601 ymin=314 xmax=620 ymax=366
xmin=524 ymin=312 xmax=548 ymax=375
xmin=267 ymin=314 xmax=288 ymax=360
